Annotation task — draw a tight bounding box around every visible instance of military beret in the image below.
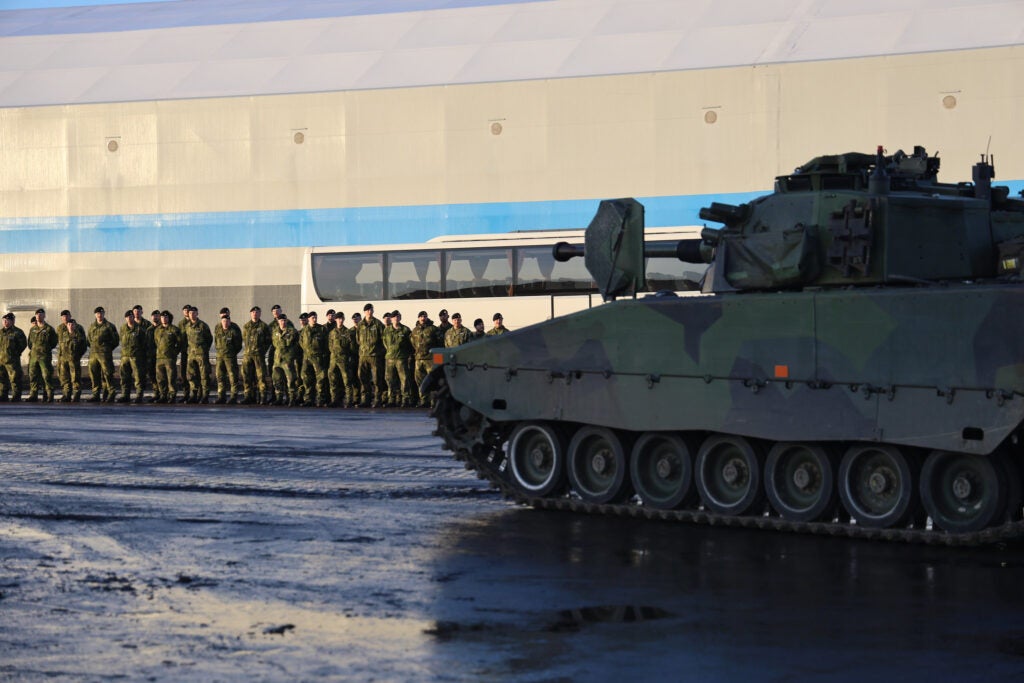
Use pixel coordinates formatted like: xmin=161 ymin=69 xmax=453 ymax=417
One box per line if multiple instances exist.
xmin=250 ymin=306 xmax=261 ymax=312
xmin=352 ymin=313 xmax=361 ymax=320
xmin=391 ymin=310 xmax=401 ymax=317
xmin=417 ymin=310 xmax=428 ymax=317
xmin=271 ymin=304 xmax=281 ymax=311
xmin=308 ymin=311 xmax=318 ymax=319
xmin=493 ymin=312 xmax=503 ymax=321
xmin=124 ymin=310 xmax=133 ymax=318
xmin=383 ymin=312 xmax=392 ymax=318
xmin=181 ymin=304 xmax=191 ymax=310
xmin=219 ymin=307 xmax=230 ymax=315
xmin=60 ymin=309 xmax=71 ymax=317
xmin=35 ymin=308 xmax=45 ymax=315
xmin=94 ymin=306 xmax=104 ymax=314
xmin=363 ymin=303 xmax=374 ymax=311
xmin=451 ymin=312 xmax=462 ymax=320
xmin=278 ymin=313 xmax=288 ymax=320
xmin=30 ymin=316 xmax=36 ymax=324
xmin=161 ymin=310 xmax=171 ymax=317
xmin=3 ymin=313 xmax=14 ymax=320
xmin=438 ymin=309 xmax=448 ymax=316
xmin=133 ymin=304 xmax=143 ymax=312
xmin=151 ymin=309 xmax=160 ymax=316
xmin=336 ymin=311 xmax=345 ymax=319
xmin=299 ymin=312 xmax=309 ymax=320
xmin=326 ymin=309 xmax=335 ymax=316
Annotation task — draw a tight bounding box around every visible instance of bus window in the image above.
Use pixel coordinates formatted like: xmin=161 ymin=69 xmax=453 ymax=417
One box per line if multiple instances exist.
xmin=387 ymin=250 xmax=442 ymax=300
xmin=644 ymin=255 xmax=708 ymax=292
xmin=311 ymin=253 xmax=384 ymax=301
xmin=444 ymin=248 xmax=512 ymax=298
xmin=516 ymin=245 xmax=594 ymax=295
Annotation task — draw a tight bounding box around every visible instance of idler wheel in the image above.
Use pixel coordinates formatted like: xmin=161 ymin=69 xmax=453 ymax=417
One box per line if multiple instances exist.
xmin=567 ymin=427 xmax=631 ymax=504
xmin=764 ymin=442 xmax=836 ymax=522
xmin=695 ymin=435 xmax=764 ymax=515
xmin=508 ymin=422 xmax=566 ymax=497
xmin=921 ymin=450 xmax=1006 ymax=533
xmin=838 ymin=444 xmax=918 ymax=528
xmin=630 ymin=432 xmax=695 ymax=509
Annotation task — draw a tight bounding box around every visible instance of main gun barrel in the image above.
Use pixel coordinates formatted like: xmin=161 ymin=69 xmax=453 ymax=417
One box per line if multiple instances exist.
xmin=553 ymin=238 xmax=704 ymax=263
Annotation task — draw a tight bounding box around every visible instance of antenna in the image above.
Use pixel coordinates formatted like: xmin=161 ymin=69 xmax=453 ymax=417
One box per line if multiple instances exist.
xmin=985 ymin=135 xmax=992 ymax=160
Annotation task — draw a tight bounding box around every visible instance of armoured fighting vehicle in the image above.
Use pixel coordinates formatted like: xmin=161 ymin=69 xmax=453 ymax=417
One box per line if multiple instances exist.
xmin=425 ymin=146 xmax=1024 ymax=545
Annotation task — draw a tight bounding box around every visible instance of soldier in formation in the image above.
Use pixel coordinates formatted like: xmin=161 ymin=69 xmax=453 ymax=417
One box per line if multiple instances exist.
xmin=214 ymin=308 xmax=243 ymax=404
xmin=27 ymin=308 xmax=58 ymax=402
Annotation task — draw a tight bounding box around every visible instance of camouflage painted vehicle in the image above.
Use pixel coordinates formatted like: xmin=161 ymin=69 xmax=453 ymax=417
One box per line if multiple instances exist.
xmin=425 ymin=147 xmax=1024 ymax=545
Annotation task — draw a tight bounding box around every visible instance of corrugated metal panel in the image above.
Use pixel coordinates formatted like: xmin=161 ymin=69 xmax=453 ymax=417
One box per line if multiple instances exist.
xmin=1 ymin=0 xmax=1022 ymax=107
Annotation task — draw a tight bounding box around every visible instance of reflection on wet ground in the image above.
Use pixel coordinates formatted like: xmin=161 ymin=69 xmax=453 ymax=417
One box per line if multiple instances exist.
xmin=425 ymin=508 xmax=1024 ymax=681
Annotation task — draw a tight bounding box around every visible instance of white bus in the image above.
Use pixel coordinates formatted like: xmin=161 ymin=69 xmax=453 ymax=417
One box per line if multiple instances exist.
xmin=300 ymin=227 xmax=707 ymax=328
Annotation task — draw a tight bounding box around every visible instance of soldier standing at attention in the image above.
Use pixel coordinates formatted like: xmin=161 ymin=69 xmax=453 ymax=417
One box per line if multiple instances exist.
xmin=272 ymin=314 xmax=301 ymax=406
xmin=348 ymin=313 xmax=362 ymax=406
xmin=487 ymin=312 xmax=510 ymax=335
xmin=383 ymin=310 xmax=414 ymax=407
xmin=87 ymin=306 xmax=119 ymax=402
xmin=214 ymin=308 xmax=243 ymax=404
xmin=132 ymin=305 xmax=154 ymax=388
xmin=185 ymin=306 xmax=213 ymax=403
xmin=153 ymin=311 xmax=181 ymax=403
xmin=118 ymin=310 xmax=148 ymax=403
xmin=410 ymin=310 xmax=440 ymax=408
xmin=437 ymin=309 xmax=452 ymax=339
xmin=57 ymin=311 xmax=87 ymax=402
xmin=178 ymin=304 xmax=192 ymax=400
xmin=241 ymin=306 xmax=271 ymax=405
xmin=299 ymin=311 xmax=328 ymax=406
xmin=27 ymin=308 xmax=58 ymax=402
xmin=444 ymin=312 xmax=472 ymax=347
xmin=0 ymin=312 xmax=27 ymax=401
xmin=267 ymin=304 xmax=284 ymax=404
xmin=356 ymin=304 xmax=386 ymax=407
xmin=326 ymin=311 xmax=350 ymax=407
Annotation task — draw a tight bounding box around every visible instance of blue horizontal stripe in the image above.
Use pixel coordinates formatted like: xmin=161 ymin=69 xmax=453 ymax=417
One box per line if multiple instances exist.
xmin=0 ymin=0 xmax=545 ymax=37
xmin=0 ymin=192 xmax=768 ymax=255
xmin=3 ymin=182 xmax=1021 ymax=255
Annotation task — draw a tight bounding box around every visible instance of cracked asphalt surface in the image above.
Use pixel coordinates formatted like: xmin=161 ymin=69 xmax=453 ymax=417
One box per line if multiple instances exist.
xmin=2 ymin=404 xmax=1024 ymax=681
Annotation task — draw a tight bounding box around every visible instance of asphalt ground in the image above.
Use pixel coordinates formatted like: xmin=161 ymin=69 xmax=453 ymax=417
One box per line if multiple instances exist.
xmin=2 ymin=404 xmax=1024 ymax=681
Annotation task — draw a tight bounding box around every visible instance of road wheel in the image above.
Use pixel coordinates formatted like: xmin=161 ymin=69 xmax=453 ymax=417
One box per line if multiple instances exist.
xmin=838 ymin=444 xmax=918 ymax=528
xmin=567 ymin=427 xmax=630 ymax=504
xmin=630 ymin=432 xmax=695 ymax=509
xmin=508 ymin=422 xmax=566 ymax=497
xmin=695 ymin=435 xmax=764 ymax=515
xmin=921 ymin=451 xmax=1006 ymax=533
xmin=765 ymin=442 xmax=836 ymax=522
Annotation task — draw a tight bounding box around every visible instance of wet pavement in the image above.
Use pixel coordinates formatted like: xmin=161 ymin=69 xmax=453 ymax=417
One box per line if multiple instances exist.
xmin=2 ymin=404 xmax=1024 ymax=681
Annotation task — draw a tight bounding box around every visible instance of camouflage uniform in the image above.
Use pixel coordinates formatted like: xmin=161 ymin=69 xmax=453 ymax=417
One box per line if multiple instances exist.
xmin=135 ymin=316 xmax=154 ymax=387
xmin=0 ymin=321 xmax=27 ymax=401
xmin=383 ymin=322 xmax=414 ymax=407
xmin=153 ymin=323 xmax=181 ymax=403
xmin=356 ymin=316 xmax=386 ymax=407
xmin=299 ymin=321 xmax=329 ymax=406
xmin=444 ymin=325 xmax=472 ymax=348
xmin=118 ymin=320 xmax=149 ymax=402
xmin=327 ymin=323 xmax=356 ymax=407
xmin=272 ymin=322 xmax=301 ymax=405
xmin=241 ymin=317 xmax=272 ymax=404
xmin=178 ymin=314 xmax=191 ymax=399
xmin=184 ymin=318 xmax=214 ymax=403
xmin=410 ymin=318 xmax=441 ymax=407
xmin=214 ymin=319 xmax=243 ymax=403
xmin=346 ymin=321 xmax=361 ymax=405
xmin=87 ymin=317 xmax=119 ymax=401
xmin=57 ymin=321 xmax=87 ymax=401
xmin=27 ymin=321 xmax=58 ymax=401
xmin=486 ymin=325 xmax=510 ymax=336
